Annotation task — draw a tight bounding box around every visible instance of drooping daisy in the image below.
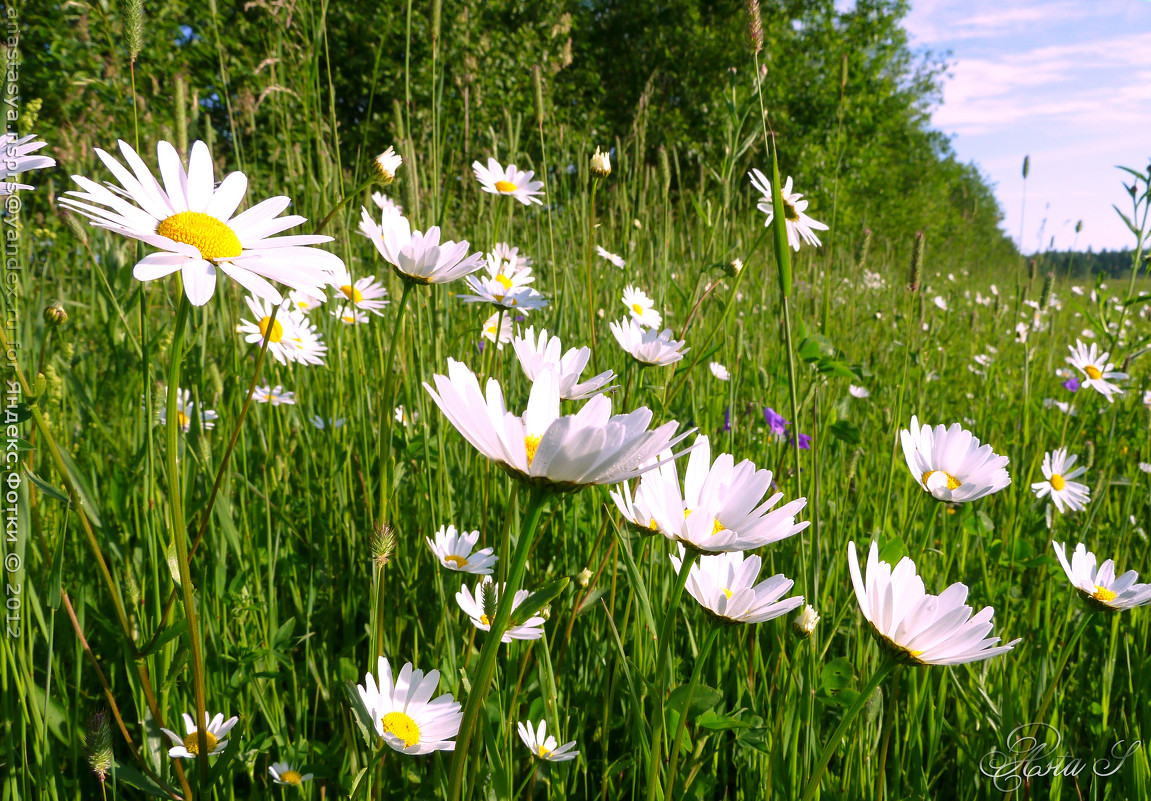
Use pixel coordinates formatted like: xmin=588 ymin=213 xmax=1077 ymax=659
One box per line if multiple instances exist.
xmin=485 ymin=243 xmax=534 ymax=290
xmin=848 ymin=385 xmax=870 ymax=399
xmin=710 ymin=362 xmax=730 ymax=381
xmin=610 ymin=434 xmax=808 ymax=553
xmin=332 ymin=305 xmax=370 ymax=325
xmin=60 ymin=139 xmax=342 ymax=306
xmin=517 ymin=720 xmax=580 ymax=762
xmin=237 ymin=295 xmax=299 ymax=364
xmin=288 ymin=288 xmax=324 ymax=313
xmin=472 ymin=157 xmax=544 ymax=206
xmin=1031 ymin=448 xmax=1090 ymax=513
xmin=1066 ymin=340 xmax=1127 ymax=403
xmin=310 ymin=415 xmax=345 ymax=429
xmin=596 ymin=246 xmax=626 ymax=269
xmin=1 ymin=133 xmax=57 ymax=194
xmin=512 ymin=327 xmax=616 ymax=401
xmin=747 ymin=169 xmax=828 ymax=251
xmin=356 ymin=657 xmax=463 ymax=754
xmin=848 ymin=541 xmax=1020 ymax=665
xmin=459 ymin=274 xmax=549 ymax=312
xmin=481 ymin=312 xmax=515 ymax=350
xmin=424 ymin=360 xmax=690 ymax=489
xmin=253 ymin=385 xmax=296 ymax=406
xmin=609 ymin=318 xmax=687 ymax=367
xmin=793 ymin=603 xmax=820 ymax=638
xmin=161 ymin=711 xmax=238 ymax=759
xmin=269 ymin=762 xmax=313 ymax=787
xmin=330 ymin=271 xmax=390 ymax=315
xmin=456 ymin=579 xmax=545 ymax=641
xmin=359 ymin=207 xmax=484 ymax=285
xmin=426 ymin=525 xmax=497 ymax=575
xmin=157 ymin=388 xmax=218 ymax=433
xmin=372 ymin=146 xmax=402 ymax=185
xmin=670 ymin=546 xmax=803 ymax=624
xmin=621 ymin=286 xmax=662 ymax=329
xmin=1052 ymin=542 xmax=1151 ymax=612
xmin=900 ymin=416 xmax=1010 ymax=503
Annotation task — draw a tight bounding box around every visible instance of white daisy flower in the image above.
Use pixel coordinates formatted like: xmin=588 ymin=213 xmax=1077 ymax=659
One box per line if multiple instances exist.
xmin=848 ymin=541 xmax=1020 ymax=665
xmin=359 ymin=207 xmax=483 ymax=285
xmin=1143 ymin=390 xmax=1151 ymax=408
xmin=590 ymin=145 xmax=612 ymax=177
xmin=622 ymin=285 xmax=662 ymax=329
xmin=670 ymin=545 xmax=803 ymax=624
xmin=426 ymin=525 xmax=497 ymax=575
xmin=330 ymin=271 xmax=389 ymax=315
xmin=709 ymin=362 xmax=730 ymax=381
xmin=485 ymin=243 xmax=534 ymax=289
xmin=356 ymin=657 xmax=462 ymax=754
xmin=459 ymin=274 xmax=549 ymax=312
xmin=423 ymin=360 xmax=690 ymax=489
xmin=1031 ymin=448 xmax=1090 ymax=513
xmin=1 ymin=132 xmax=57 ymax=194
xmin=269 ymin=761 xmax=313 ymax=786
xmin=161 ymin=711 xmax=238 ymax=759
xmin=747 ymin=169 xmax=828 ymax=251
xmin=1053 ymin=542 xmax=1151 ymax=611
xmin=1043 ymin=398 xmax=1078 ymax=416
xmin=517 ymin=720 xmax=580 ymax=762
xmin=1139 ymin=462 xmax=1151 ymax=474
xmin=1015 ymin=322 xmax=1029 ymax=343
xmin=609 ymin=318 xmax=687 ymax=367
xmin=253 ymin=385 xmax=296 ymax=406
xmin=157 ymin=388 xmax=218 ymax=433
xmin=471 ymin=157 xmax=544 ymax=205
xmin=310 ymin=415 xmax=345 ymax=429
xmin=332 ymin=305 xmax=370 ymax=325
xmin=371 ymin=192 xmax=403 ymax=216
xmin=610 ymin=435 xmax=808 ymax=553
xmin=1070 ymin=286 xmax=1084 ymax=295
xmin=288 ymin=288 xmax=324 ymax=313
xmin=848 ymin=385 xmax=870 ymax=399
xmin=456 ymin=579 xmax=545 ymax=641
xmin=596 ymin=246 xmax=626 ymax=269
xmin=512 ymin=327 xmax=616 ymax=401
xmin=372 ymin=146 xmax=402 ymax=185
xmin=1066 ymin=340 xmax=1127 ymax=403
xmin=237 ymin=295 xmax=300 ymax=364
xmin=282 ymin=314 xmax=327 ymax=366
xmin=481 ymin=312 xmax=515 ymax=349
xmin=793 ymin=603 xmax=820 ymax=638
xmin=933 ymin=296 xmax=948 ymax=311
xmin=60 ymin=139 xmax=342 ymax=306
xmin=394 ymin=405 xmax=418 ymax=427
xmin=900 ymin=416 xmax=1011 ymax=503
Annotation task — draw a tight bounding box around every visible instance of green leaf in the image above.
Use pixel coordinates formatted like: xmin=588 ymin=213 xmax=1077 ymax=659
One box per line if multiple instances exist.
xmin=798 ymin=335 xmax=836 ymax=363
xmin=515 ymin=577 xmax=569 ymax=624
xmin=111 ymin=761 xmax=181 ymax=799
xmin=697 ymin=711 xmax=750 ymax=731
xmin=667 ymin=683 xmax=722 ymax=720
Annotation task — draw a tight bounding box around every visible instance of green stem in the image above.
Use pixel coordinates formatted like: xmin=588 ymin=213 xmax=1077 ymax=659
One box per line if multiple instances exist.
xmin=1034 ymin=609 xmax=1094 ymax=727
xmin=645 ymin=547 xmax=699 ymax=801
xmin=446 ymin=485 xmax=551 ymax=801
xmin=798 ymin=657 xmax=896 ymax=801
xmin=665 ymin=625 xmax=722 ymax=799
xmin=313 ymin=176 xmax=374 ymax=236
xmin=164 ymin=294 xmax=210 ymax=786
xmin=586 ymin=177 xmax=600 ymax=369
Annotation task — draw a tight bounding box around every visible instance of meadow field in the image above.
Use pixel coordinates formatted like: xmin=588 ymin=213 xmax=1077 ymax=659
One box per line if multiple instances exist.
xmin=4 ymin=1 xmax=1151 ymax=799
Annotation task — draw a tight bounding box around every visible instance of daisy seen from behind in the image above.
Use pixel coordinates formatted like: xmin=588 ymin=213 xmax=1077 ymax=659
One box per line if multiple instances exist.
xmin=356 ymin=656 xmax=463 ymax=754
xmin=161 ymin=711 xmax=238 ymax=759
xmin=426 ymin=525 xmax=497 ymax=575
xmin=517 ymin=720 xmax=580 ymax=762
xmin=512 ymin=327 xmax=616 ymax=401
xmin=900 ymin=415 xmax=1010 ymax=503
xmin=1031 ymin=448 xmax=1090 ymax=513
xmin=748 ymin=169 xmax=828 ymax=251
xmin=1053 ymin=542 xmax=1151 ymax=611
xmin=60 ymin=139 xmax=342 ymax=306
xmin=472 ymin=157 xmax=544 ymax=205
xmin=1066 ymin=340 xmax=1127 ymax=402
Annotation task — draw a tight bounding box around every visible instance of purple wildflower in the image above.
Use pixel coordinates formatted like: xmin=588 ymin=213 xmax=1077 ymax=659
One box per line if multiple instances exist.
xmin=722 ymin=407 xmax=731 ymax=433
xmin=788 ymin=431 xmax=812 ymax=450
xmin=764 ymin=406 xmax=788 ymax=435
xmin=1062 ymin=377 xmax=1079 ymax=393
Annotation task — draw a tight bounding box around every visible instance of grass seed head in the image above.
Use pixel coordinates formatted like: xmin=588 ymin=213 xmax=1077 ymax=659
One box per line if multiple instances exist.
xmin=907 ymin=231 xmax=925 ymax=292
xmin=86 ymin=709 xmax=114 ymax=782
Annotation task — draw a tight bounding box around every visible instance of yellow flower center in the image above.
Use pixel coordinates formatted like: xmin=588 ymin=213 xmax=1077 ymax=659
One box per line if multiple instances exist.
xmin=525 ymin=434 xmax=543 ymax=466
xmin=632 ymin=303 xmax=644 ymax=315
xmin=381 ymin=711 xmax=421 ymax=749
xmin=1050 ymin=474 xmax=1066 ymax=491
xmin=648 ymin=518 xmax=659 ymax=531
xmin=340 ymin=285 xmax=364 ymax=303
xmin=722 ymin=588 xmax=733 ymax=599
xmin=156 ymin=211 xmax=242 ymax=261
xmin=444 ymin=554 xmax=469 ymax=569
xmin=480 ymin=613 xmax=492 ymax=627
xmin=712 ymin=519 xmax=726 ymax=536
xmin=343 ymin=314 xmax=356 ymax=324
xmin=537 ymin=745 xmax=552 ymax=758
xmin=494 ymin=180 xmax=518 ymax=193
xmin=181 ymin=730 xmax=218 ymax=756
xmin=1085 ymin=365 xmax=1102 ymax=380
xmin=296 ymin=299 xmax=310 ymax=309
xmin=496 ymin=273 xmax=514 ymax=291
xmin=258 ymin=316 xmax=284 ymax=343
xmin=922 ymin=470 xmax=962 ymax=491
xmin=177 ymin=411 xmax=190 ymax=430
xmin=1092 ymin=585 xmax=1117 ymax=603
xmin=908 ymin=649 xmax=924 ymax=658
xmin=281 ymin=770 xmax=303 ymax=786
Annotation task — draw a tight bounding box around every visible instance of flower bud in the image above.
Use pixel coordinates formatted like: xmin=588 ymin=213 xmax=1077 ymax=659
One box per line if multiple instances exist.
xmin=725 ymin=258 xmax=744 ymax=278
xmin=43 ymin=302 xmax=67 ymax=325
xmin=576 ymin=567 xmax=593 ymax=587
xmin=792 ymin=604 xmax=820 ymax=639
xmin=591 ymin=146 xmax=611 ymax=178
xmin=372 ymin=146 xmax=402 ymax=185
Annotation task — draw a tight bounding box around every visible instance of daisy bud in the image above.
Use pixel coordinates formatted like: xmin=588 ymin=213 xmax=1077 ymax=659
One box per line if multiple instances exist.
xmin=43 ymin=302 xmax=67 ymax=326
xmin=86 ymin=709 xmax=114 ymax=783
xmin=576 ymin=567 xmax=593 ymax=587
xmin=372 ymin=525 xmax=397 ymax=570
xmin=907 ymin=231 xmax=925 ymax=293
xmin=589 ymin=146 xmax=611 ymax=178
xmin=792 ymin=604 xmax=820 ymax=639
xmin=725 ymin=258 xmax=744 ymax=278
xmin=372 ymin=146 xmax=402 ymax=186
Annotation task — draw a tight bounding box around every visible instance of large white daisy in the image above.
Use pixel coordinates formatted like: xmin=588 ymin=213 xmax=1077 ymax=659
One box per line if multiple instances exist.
xmin=609 ymin=318 xmax=687 ymax=367
xmin=356 ymin=657 xmax=463 ymax=755
xmin=456 ymin=579 xmax=545 ymax=642
xmin=1066 ymin=340 xmax=1127 ymax=403
xmin=423 ymin=359 xmax=690 ymax=489
xmin=1 ymin=133 xmax=57 ymax=194
xmin=748 ymin=169 xmax=828 ymax=251
xmin=848 ymin=541 xmax=1020 ymax=665
xmin=1031 ymin=448 xmax=1090 ymax=513
xmin=900 ymin=416 xmax=1011 ymax=503
xmin=670 ymin=545 xmax=803 ymax=624
xmin=359 ymin=207 xmax=483 ymax=285
xmin=472 ymin=157 xmax=544 ymax=206
xmin=60 ymin=139 xmax=342 ymax=306
xmin=1052 ymin=541 xmax=1151 ymax=612
xmin=512 ymin=327 xmax=616 ymax=401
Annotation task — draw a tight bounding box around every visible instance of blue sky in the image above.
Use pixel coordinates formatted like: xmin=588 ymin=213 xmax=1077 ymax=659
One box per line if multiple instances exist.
xmin=882 ymin=0 xmax=1151 ymax=252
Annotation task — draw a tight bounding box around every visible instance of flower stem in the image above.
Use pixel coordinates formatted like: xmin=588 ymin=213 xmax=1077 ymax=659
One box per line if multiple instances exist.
xmin=164 ymin=293 xmax=211 ymax=785
xmin=313 ymin=177 xmax=374 ymax=235
xmin=1034 ymin=609 xmax=1094 ymax=727
xmin=446 ymin=485 xmax=551 ymax=801
xmin=798 ymin=656 xmax=896 ymax=801
xmin=665 ymin=625 xmax=722 ymax=799
xmin=586 ymin=177 xmax=600 ymax=369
